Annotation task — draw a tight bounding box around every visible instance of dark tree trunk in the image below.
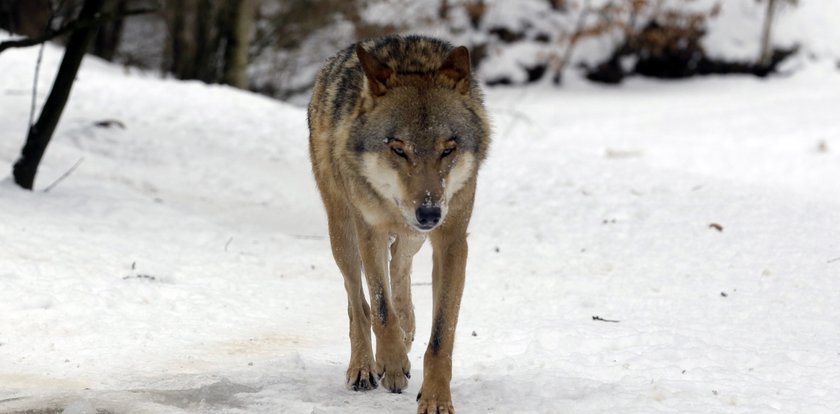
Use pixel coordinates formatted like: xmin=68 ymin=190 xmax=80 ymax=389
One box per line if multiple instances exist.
xmin=93 ymin=0 xmax=126 ymax=61
xmin=12 ymin=0 xmax=106 ymax=190
xmin=193 ymin=0 xmax=216 ymax=82
xmin=195 ymin=0 xmax=229 ymax=83
xmin=169 ymin=0 xmax=197 ymax=79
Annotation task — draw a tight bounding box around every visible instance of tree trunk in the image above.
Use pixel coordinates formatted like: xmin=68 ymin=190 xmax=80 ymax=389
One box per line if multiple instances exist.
xmin=93 ymin=0 xmax=126 ymax=61
xmin=193 ymin=0 xmax=218 ymax=83
xmin=222 ymin=0 xmax=255 ymax=89
xmin=12 ymin=0 xmax=106 ymax=190
xmin=759 ymin=0 xmax=777 ymax=67
xmin=169 ymin=0 xmax=197 ymax=79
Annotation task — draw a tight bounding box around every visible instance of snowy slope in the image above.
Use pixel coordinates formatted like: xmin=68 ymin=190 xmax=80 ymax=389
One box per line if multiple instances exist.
xmin=2 ymin=39 xmax=840 ymax=413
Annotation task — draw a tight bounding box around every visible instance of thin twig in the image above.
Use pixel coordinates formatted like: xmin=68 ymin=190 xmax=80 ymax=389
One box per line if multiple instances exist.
xmin=293 ymin=235 xmax=325 ymax=240
xmin=828 ymin=257 xmax=840 ymax=264
xmin=29 ymin=44 xmax=45 ymax=131
xmin=225 ymin=236 xmax=233 ymax=252
xmin=592 ymin=315 xmax=620 ymax=323
xmin=554 ymin=0 xmax=591 ymax=81
xmin=42 ymin=157 xmax=84 ymax=193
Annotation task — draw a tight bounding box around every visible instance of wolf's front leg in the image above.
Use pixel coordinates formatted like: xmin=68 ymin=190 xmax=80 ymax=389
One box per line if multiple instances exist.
xmin=325 ymin=202 xmax=378 ymax=391
xmin=355 ymin=219 xmax=411 ymax=393
xmin=417 ymin=229 xmax=468 ymax=414
xmin=345 ymin=282 xmax=377 ymax=391
xmin=390 ymin=232 xmax=426 ymax=352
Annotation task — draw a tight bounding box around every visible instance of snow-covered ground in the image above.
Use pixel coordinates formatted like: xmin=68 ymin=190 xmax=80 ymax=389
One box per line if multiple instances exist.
xmin=2 ymin=40 xmax=840 ymax=413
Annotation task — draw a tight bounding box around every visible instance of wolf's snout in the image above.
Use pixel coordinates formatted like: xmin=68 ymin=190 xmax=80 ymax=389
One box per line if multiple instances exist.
xmin=415 ymin=206 xmax=441 ymax=229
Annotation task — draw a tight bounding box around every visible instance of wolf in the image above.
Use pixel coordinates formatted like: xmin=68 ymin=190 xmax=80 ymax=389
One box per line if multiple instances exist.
xmin=307 ymin=35 xmax=490 ymax=413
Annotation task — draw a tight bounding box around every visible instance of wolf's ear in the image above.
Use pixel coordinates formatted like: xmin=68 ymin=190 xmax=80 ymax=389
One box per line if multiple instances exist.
xmin=439 ymin=46 xmax=471 ymax=94
xmin=356 ymin=45 xmax=393 ymax=97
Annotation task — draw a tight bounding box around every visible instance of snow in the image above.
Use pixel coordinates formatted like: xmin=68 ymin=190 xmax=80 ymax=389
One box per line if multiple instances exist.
xmin=705 ymin=0 xmax=840 ymax=62
xmin=2 ymin=37 xmax=840 ymax=414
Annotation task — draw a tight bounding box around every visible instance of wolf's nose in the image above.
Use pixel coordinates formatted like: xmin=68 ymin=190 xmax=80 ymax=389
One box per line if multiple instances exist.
xmin=416 ymin=206 xmax=441 ymax=229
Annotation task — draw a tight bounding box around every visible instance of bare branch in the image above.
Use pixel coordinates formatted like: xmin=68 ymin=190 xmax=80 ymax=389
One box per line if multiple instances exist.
xmin=30 ymin=44 xmax=47 ymax=129
xmin=0 ymin=8 xmax=157 ymax=54
xmin=42 ymin=157 xmax=84 ymax=193
xmin=592 ymin=315 xmax=620 ymax=323
xmin=554 ymin=0 xmax=592 ymax=82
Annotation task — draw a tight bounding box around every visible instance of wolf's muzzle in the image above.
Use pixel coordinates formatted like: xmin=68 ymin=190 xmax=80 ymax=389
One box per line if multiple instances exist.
xmin=415 ymin=206 xmax=441 ymax=230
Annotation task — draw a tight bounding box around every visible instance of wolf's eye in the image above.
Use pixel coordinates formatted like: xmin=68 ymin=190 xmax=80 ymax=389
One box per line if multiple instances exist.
xmin=392 ymin=147 xmax=407 ymax=158
xmin=441 ymin=147 xmax=455 ymax=158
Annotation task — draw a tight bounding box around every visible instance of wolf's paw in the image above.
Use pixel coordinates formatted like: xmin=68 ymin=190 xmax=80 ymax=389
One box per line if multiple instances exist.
xmin=375 ymin=352 xmax=411 ymax=393
xmin=416 ymin=384 xmax=454 ymax=413
xmin=346 ymin=363 xmax=378 ymax=391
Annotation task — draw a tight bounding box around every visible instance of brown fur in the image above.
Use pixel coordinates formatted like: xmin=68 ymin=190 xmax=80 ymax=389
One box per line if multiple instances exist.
xmin=308 ymin=35 xmax=490 ymax=414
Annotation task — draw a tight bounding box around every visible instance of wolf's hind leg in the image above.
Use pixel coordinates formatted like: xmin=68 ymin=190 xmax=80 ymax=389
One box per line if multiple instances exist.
xmin=325 ymin=202 xmax=377 ymax=391
xmin=390 ymin=232 xmax=425 ymax=352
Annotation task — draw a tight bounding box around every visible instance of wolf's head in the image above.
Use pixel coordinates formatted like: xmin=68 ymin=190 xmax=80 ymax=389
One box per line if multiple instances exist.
xmin=350 ymin=42 xmax=488 ymax=232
